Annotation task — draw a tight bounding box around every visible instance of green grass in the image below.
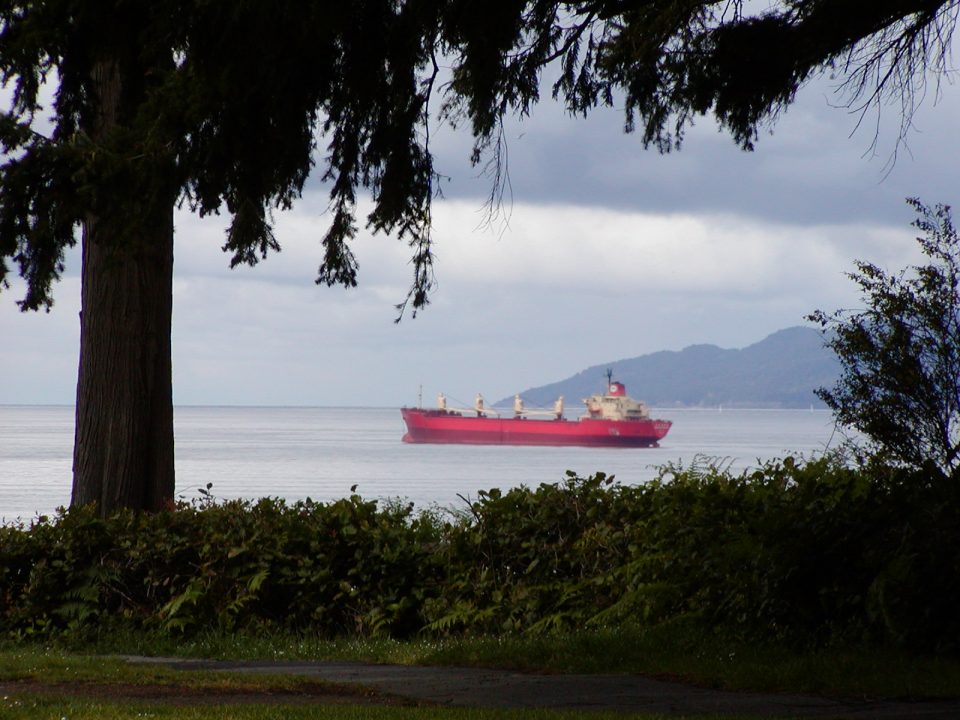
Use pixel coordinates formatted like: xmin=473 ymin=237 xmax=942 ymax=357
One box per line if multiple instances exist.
xmin=1 ymin=633 xmax=956 ymax=720
xmin=0 ymin=648 xmax=771 ymax=718
xmin=0 ymin=699 xmax=765 ymax=720
xmin=9 ymin=624 xmax=960 ymax=700
xmin=0 ymin=647 xmax=305 ymax=689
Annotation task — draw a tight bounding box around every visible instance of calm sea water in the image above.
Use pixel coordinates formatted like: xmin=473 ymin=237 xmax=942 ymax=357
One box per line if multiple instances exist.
xmin=0 ymin=405 xmax=843 ymax=522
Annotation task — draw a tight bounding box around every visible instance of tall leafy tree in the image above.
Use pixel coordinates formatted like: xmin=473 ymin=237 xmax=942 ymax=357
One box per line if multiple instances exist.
xmin=2 ymin=1 xmax=957 ymax=514
xmin=810 ymin=199 xmax=960 ymax=476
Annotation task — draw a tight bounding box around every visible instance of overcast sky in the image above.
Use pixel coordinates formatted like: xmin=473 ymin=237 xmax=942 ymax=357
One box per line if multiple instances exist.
xmin=2 ymin=67 xmax=958 ymax=407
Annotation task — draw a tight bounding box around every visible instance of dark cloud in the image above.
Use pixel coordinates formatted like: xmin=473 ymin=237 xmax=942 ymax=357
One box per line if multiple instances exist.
xmin=8 ymin=71 xmax=959 ymax=406
xmin=425 ymin=76 xmax=960 ymax=229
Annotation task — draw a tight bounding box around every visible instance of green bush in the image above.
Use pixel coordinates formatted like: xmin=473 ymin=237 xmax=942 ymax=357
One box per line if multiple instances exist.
xmin=2 ymin=458 xmax=958 ymax=652
xmin=0 ymin=494 xmax=443 ymax=639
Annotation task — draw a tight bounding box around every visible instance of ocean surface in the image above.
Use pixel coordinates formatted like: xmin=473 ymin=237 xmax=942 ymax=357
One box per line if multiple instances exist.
xmin=0 ymin=405 xmax=844 ymax=522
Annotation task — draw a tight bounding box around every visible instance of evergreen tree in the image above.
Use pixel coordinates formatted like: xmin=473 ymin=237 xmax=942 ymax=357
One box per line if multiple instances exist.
xmin=2 ymin=1 xmax=956 ymax=513
xmin=1 ymin=2 xmax=442 ymax=512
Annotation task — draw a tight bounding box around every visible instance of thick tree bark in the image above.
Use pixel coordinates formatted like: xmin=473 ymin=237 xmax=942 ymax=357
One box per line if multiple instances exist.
xmin=71 ymin=58 xmax=176 ymax=515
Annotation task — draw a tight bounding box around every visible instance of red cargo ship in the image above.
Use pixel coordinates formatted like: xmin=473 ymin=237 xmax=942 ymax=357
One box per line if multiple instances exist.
xmin=401 ymin=376 xmax=671 ymax=448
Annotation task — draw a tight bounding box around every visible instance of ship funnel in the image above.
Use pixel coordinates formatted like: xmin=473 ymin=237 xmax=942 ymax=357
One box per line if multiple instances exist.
xmin=608 ymin=382 xmax=626 ymax=397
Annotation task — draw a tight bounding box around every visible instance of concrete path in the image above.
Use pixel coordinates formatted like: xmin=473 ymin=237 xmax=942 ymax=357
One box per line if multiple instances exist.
xmin=124 ymin=656 xmax=960 ymax=718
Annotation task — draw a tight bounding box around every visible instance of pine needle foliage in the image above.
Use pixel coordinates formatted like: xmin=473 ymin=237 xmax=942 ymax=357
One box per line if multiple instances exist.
xmin=3 ymin=1 xmax=958 ymax=514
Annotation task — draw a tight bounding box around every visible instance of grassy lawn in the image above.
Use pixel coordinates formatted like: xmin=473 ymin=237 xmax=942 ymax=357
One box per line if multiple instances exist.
xmin=41 ymin=624 xmax=960 ymax=700
xmin=1 ymin=625 xmax=958 ymax=720
xmin=0 ymin=699 xmax=767 ymax=720
xmin=0 ymin=648 xmax=772 ymax=719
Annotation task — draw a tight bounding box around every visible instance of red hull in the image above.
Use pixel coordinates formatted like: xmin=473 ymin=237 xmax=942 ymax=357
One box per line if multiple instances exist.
xmin=401 ymin=408 xmax=671 ymax=447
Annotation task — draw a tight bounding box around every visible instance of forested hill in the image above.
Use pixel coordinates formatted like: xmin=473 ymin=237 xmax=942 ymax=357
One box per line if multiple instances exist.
xmin=498 ymin=326 xmax=839 ymax=409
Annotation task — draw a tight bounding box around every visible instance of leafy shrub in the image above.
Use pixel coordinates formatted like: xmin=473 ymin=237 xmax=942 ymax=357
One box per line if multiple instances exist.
xmin=810 ymin=199 xmax=960 ymax=476
xmin=424 ymin=472 xmax=646 ymax=633
xmin=0 ymin=493 xmax=443 ymax=640
xmin=2 ymin=460 xmax=959 ymax=652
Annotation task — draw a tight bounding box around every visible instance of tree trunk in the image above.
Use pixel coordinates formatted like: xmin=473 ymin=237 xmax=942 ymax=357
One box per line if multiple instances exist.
xmin=71 ymin=58 xmax=176 ymax=515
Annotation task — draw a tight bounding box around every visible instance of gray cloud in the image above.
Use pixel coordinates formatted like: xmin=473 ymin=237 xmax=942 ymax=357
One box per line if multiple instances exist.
xmin=425 ymin=75 xmax=960 ymax=228
xmin=5 ymin=71 xmax=959 ymax=407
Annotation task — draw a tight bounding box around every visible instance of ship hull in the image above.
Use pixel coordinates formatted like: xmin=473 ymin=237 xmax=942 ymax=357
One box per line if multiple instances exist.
xmin=401 ymin=408 xmax=671 ymax=447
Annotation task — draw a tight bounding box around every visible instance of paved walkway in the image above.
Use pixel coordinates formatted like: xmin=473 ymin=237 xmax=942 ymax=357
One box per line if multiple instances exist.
xmin=124 ymin=656 xmax=960 ymax=718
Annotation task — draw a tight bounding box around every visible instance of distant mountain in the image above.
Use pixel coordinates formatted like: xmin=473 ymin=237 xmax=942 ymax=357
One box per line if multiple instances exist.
xmin=496 ymin=326 xmax=840 ymax=409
